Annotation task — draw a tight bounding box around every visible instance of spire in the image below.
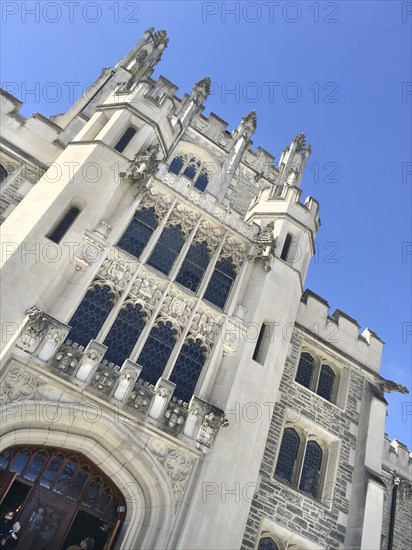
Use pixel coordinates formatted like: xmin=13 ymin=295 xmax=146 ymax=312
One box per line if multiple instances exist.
xmin=190 ymin=77 xmax=211 ymax=105
xmin=278 ymin=131 xmax=311 ymax=188
xmin=234 ymin=110 xmax=257 ymax=140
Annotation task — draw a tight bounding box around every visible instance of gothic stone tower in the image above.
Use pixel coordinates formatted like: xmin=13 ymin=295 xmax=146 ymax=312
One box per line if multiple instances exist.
xmin=0 ymin=29 xmax=410 ymax=550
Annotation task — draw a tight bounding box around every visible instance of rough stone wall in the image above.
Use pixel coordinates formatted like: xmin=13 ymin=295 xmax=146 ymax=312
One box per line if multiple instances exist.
xmin=241 ymin=328 xmax=368 ymax=550
xmin=380 ymin=468 xmax=412 ymax=550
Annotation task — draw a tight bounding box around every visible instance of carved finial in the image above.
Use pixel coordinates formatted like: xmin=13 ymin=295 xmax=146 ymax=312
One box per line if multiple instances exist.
xmin=151 ymin=29 xmax=169 ymax=48
xmin=293 ymin=132 xmax=311 ymax=155
xmin=191 ymin=77 xmax=211 ymax=105
xmin=238 ymin=110 xmax=257 ymax=140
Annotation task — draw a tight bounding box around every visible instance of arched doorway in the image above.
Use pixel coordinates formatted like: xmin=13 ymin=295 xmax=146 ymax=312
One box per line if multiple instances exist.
xmin=0 ymin=446 xmax=126 ymax=550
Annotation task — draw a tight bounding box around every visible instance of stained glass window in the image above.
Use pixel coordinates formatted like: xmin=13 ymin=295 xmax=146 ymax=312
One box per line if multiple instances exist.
xmin=69 ymin=284 xmax=115 ymax=347
xmin=103 ymin=303 xmax=146 ymax=366
xmin=114 ymin=127 xmax=136 ymax=153
xmin=274 ymin=428 xmax=300 ymax=483
xmin=170 ymin=339 xmax=207 ymax=402
xmin=295 ymin=352 xmax=314 ymax=389
xmin=317 ymin=365 xmax=336 ymax=401
xmin=203 ymin=257 xmax=237 ymax=309
xmin=176 ymin=241 xmax=210 ymax=293
xmin=258 ymin=538 xmax=279 ymax=550
xmin=23 ymin=451 xmax=47 ymax=482
xmin=147 ymin=224 xmax=185 ymax=275
xmin=117 ymin=207 xmax=158 ymax=258
xmin=47 ymin=207 xmax=80 ymax=243
xmin=281 ymin=233 xmax=292 ymax=261
xmin=169 ymin=155 xmax=185 ymax=175
xmin=136 ymin=321 xmax=177 ymax=384
xmin=299 ymin=441 xmax=323 ymax=498
xmin=183 ymin=157 xmax=201 ymax=180
xmin=194 ymin=171 xmax=209 ymax=192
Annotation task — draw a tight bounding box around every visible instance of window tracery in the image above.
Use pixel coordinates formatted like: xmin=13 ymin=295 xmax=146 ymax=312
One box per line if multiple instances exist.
xmin=295 ymin=351 xmax=337 ymax=403
xmin=168 ymin=153 xmax=210 ymax=192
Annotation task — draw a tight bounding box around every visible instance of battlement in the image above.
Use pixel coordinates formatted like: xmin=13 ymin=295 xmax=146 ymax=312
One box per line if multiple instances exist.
xmin=297 ymin=289 xmax=384 ymax=373
xmin=382 ymin=434 xmax=412 ymax=480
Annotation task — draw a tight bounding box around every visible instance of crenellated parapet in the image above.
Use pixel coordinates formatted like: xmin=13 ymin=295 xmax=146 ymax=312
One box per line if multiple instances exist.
xmin=382 ymin=435 xmax=412 ymax=480
xmin=297 ymin=289 xmax=384 ymax=373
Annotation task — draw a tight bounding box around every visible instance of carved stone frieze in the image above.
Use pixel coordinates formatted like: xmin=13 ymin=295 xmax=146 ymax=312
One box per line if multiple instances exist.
xmin=51 ymin=343 xmax=82 ymax=377
xmin=17 ymin=307 xmax=49 ymax=353
xmin=0 ymin=366 xmax=47 ymax=404
xmin=74 ymin=235 xmax=105 ymax=271
xmin=149 ymin=438 xmax=195 ymax=510
xmin=127 ymin=381 xmax=154 ymax=415
xmin=129 ymin=269 xmax=165 ymax=310
xmin=90 ymin=364 xmax=119 ymax=395
xmin=139 ymin=186 xmax=173 ymax=221
xmin=195 ymin=405 xmax=228 ymax=454
xmin=192 ymin=219 xmax=223 ymax=255
xmin=161 ymin=398 xmax=188 ymax=433
xmin=165 ymin=203 xmax=197 ymax=237
xmin=158 ymin=288 xmax=194 ymax=330
xmin=219 ymin=236 xmax=249 ymax=270
xmin=191 ymin=308 xmax=221 ymax=343
xmin=98 ymin=250 xmax=137 ymax=292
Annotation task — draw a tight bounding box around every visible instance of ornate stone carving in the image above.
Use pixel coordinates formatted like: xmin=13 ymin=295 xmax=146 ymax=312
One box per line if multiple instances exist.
xmin=294 ymin=131 xmax=311 ymax=154
xmin=192 ymin=220 xmax=223 ymax=254
xmin=139 ymin=186 xmax=173 ymax=221
xmin=74 ymin=235 xmax=105 ymax=271
xmin=127 ymin=382 xmax=153 ymax=415
xmin=0 ymin=366 xmax=46 ymax=403
xmin=52 ymin=346 xmax=80 ymax=376
xmin=377 ymin=379 xmax=409 ymax=394
xmin=195 ymin=408 xmax=228 ymax=454
xmin=150 ymin=29 xmax=169 ymax=48
xmin=219 ymin=236 xmax=248 ymax=270
xmin=190 ymin=77 xmax=211 ymax=105
xmin=93 ymin=220 xmax=112 ymax=239
xmin=162 ymin=399 xmax=188 ymax=433
xmin=165 ymin=203 xmax=197 ymax=237
xmin=129 ymin=269 xmax=165 ymax=310
xmin=149 ymin=438 xmax=195 ymax=510
xmin=191 ymin=308 xmax=221 ymax=342
xmin=123 ymin=144 xmax=161 ymax=182
xmin=90 ymin=364 xmax=118 ymax=395
xmin=247 ymin=221 xmax=277 ymax=273
xmin=17 ymin=307 xmax=49 ymax=353
xmin=237 ymin=110 xmax=257 ymax=140
xmin=158 ymin=289 xmax=193 ymax=330
xmin=98 ymin=251 xmax=136 ymax=292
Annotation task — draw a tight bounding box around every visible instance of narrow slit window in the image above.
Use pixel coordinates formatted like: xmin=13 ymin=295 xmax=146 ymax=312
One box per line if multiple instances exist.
xmin=252 ymin=323 xmax=271 ymax=364
xmin=280 ymin=233 xmax=292 ymax=261
xmin=47 ymin=207 xmax=80 ymax=244
xmin=114 ymin=127 xmax=137 ymax=153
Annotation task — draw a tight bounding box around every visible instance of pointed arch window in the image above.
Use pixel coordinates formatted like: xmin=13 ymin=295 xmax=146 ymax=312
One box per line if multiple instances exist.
xmin=176 ymin=241 xmax=210 ymax=293
xmin=0 ymin=163 xmax=8 ymax=184
xmin=136 ymin=321 xmax=177 ymax=384
xmin=147 ymin=224 xmax=185 ymax=275
xmin=280 ymin=233 xmax=292 ymax=261
xmin=274 ymin=428 xmax=300 ymax=484
xmin=117 ymin=207 xmax=158 ymax=258
xmin=168 ymin=154 xmax=210 ymax=192
xmin=258 ymin=538 xmax=279 ymax=550
xmin=103 ymin=303 xmax=147 ymax=366
xmin=204 ymin=257 xmax=237 ymax=309
xmin=47 ymin=206 xmax=80 ymax=243
xmin=170 ymin=339 xmax=207 ymax=402
xmin=69 ymin=283 xmax=116 ymax=347
xmin=295 ymin=352 xmax=314 ymax=389
xmin=275 ymin=427 xmax=324 ymax=500
xmin=299 ymin=441 xmax=323 ymax=498
xmin=317 ymin=364 xmax=336 ymax=401
xmin=114 ymin=126 xmax=137 ymax=153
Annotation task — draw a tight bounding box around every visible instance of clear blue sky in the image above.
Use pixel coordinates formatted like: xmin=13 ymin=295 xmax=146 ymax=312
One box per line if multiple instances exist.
xmin=1 ymin=1 xmax=411 ymax=446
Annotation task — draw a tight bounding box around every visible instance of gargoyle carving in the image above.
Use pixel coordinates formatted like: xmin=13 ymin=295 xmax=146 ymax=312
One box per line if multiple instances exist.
xmin=247 ymin=221 xmax=277 ymax=273
xmin=377 ymin=379 xmax=409 ymax=394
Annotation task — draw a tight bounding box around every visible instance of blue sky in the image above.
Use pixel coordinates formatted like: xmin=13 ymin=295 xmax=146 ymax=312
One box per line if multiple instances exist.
xmin=1 ymin=1 xmax=411 ymax=446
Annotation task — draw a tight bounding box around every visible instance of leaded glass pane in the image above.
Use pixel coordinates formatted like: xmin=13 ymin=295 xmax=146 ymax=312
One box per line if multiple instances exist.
xmin=295 ymin=352 xmax=314 ymax=389
xmin=137 ymin=322 xmax=177 ymax=384
xmin=23 ymin=451 xmax=47 ymax=482
xmin=10 ymin=449 xmax=30 ymax=475
xmin=183 ymin=158 xmax=200 ymax=180
xmin=194 ymin=171 xmax=208 ymax=192
xmin=274 ymin=428 xmax=300 ymax=483
xmin=317 ymin=365 xmax=335 ymax=401
xmin=147 ymin=225 xmax=185 ymax=275
xmin=258 ymin=538 xmax=279 ymax=550
xmin=103 ymin=303 xmax=146 ymax=366
xmin=69 ymin=285 xmax=115 ymax=347
xmin=204 ymin=258 xmax=236 ymax=309
xmin=169 ymin=155 xmax=185 ymax=175
xmin=299 ymin=441 xmax=323 ymax=498
xmin=117 ymin=207 xmax=158 ymax=258
xmin=40 ymin=456 xmax=63 ymax=488
xmin=176 ymin=241 xmax=210 ymax=293
xmin=170 ymin=340 xmax=207 ymax=402
xmin=114 ymin=127 xmax=136 ymax=153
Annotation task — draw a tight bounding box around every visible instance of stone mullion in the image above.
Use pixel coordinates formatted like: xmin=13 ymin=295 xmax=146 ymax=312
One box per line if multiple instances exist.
xmin=294 ymin=429 xmax=308 ymax=488
xmin=94 ymin=196 xmax=177 ymax=351
xmin=168 ymin=214 xmax=203 ymax=284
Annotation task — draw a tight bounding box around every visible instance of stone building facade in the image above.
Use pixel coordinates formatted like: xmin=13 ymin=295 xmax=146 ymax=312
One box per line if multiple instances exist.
xmin=0 ymin=28 xmax=410 ymax=550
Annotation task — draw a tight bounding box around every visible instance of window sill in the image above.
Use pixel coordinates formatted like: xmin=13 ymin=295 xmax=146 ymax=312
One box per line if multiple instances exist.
xmin=272 ymin=475 xmax=333 ymax=509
